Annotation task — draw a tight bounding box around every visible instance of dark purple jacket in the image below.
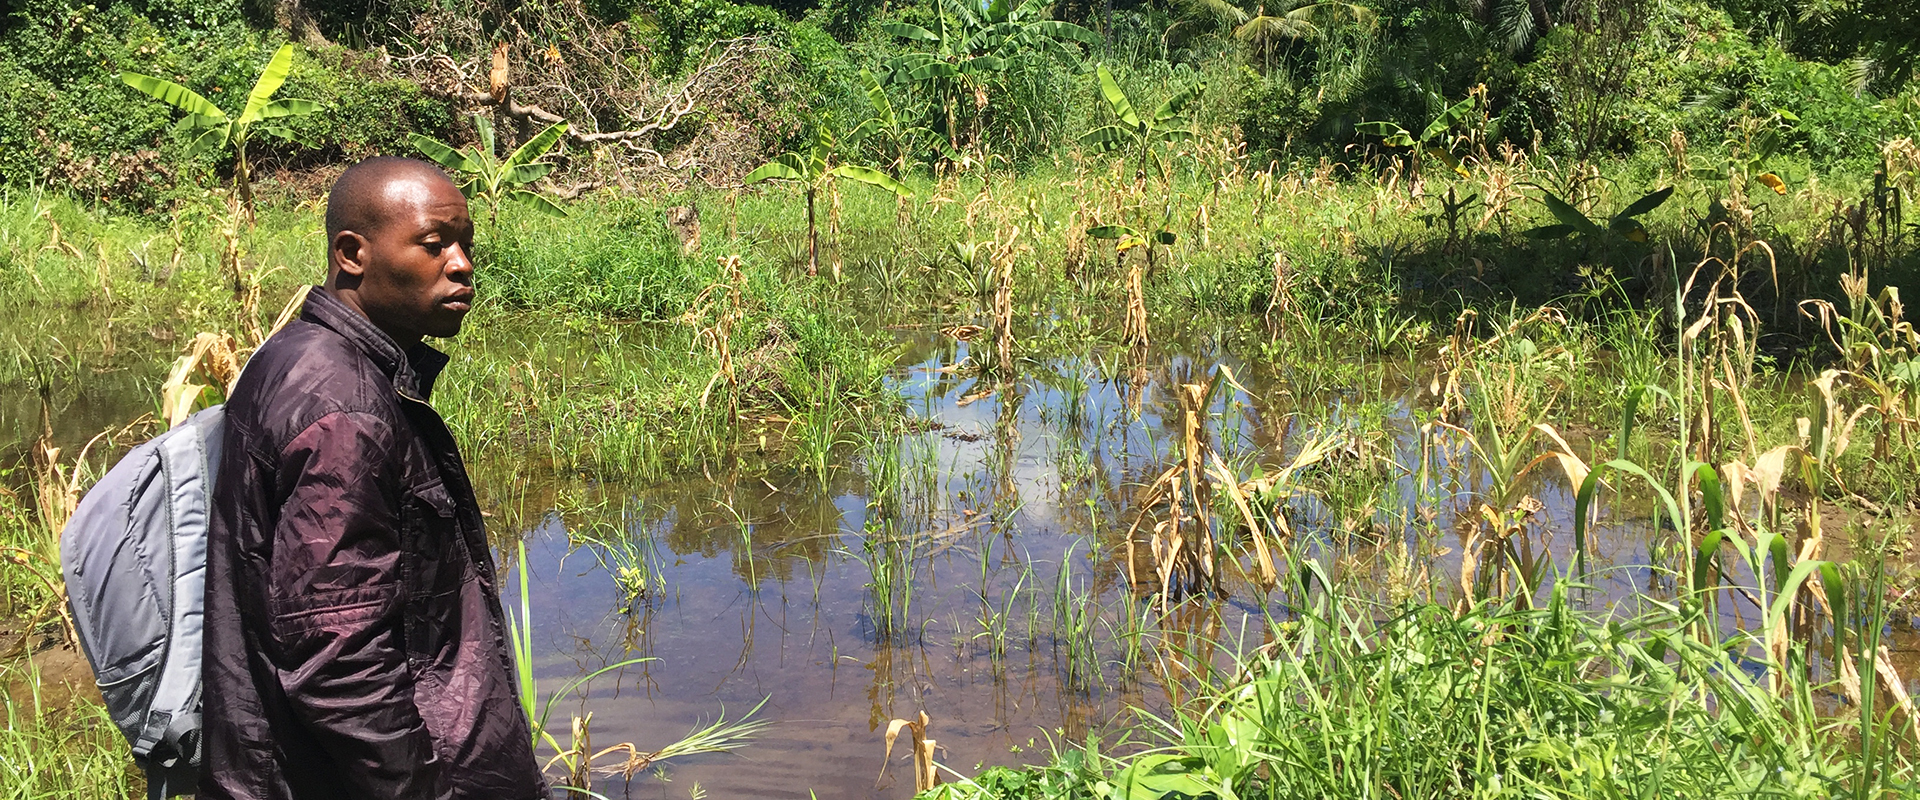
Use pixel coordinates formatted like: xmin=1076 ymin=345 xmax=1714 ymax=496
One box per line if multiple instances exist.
xmin=201 ymin=288 xmax=543 ymax=800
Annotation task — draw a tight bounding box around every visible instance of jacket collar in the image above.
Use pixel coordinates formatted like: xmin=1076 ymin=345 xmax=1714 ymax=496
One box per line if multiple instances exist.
xmin=301 ymin=287 xmax=450 ymax=402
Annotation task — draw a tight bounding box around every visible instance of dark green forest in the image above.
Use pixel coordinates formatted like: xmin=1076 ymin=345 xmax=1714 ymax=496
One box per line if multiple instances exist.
xmin=4 ymin=0 xmax=1917 ymax=204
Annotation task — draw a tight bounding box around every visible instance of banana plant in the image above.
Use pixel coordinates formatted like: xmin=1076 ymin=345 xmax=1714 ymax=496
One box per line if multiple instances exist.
xmin=122 ymin=44 xmax=317 ymax=219
xmin=743 ymin=130 xmax=911 ymax=277
xmin=1086 ymin=219 xmax=1177 ymax=253
xmin=1080 ymin=64 xmax=1206 ymax=180
xmin=1523 ymin=185 xmax=1673 ymax=242
xmin=882 ymin=0 xmax=1098 ymax=157
xmin=1355 ymin=92 xmax=1480 ymax=179
xmin=1081 ymin=65 xmax=1200 ymax=292
xmin=848 ymin=68 xmax=956 ymax=171
xmin=1690 ymin=109 xmax=1797 ymax=195
xmin=409 ymin=115 xmax=570 ymax=225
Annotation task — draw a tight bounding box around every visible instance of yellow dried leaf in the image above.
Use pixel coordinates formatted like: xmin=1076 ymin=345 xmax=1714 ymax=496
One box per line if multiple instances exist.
xmin=1751 ymin=445 xmax=1795 ymax=501
xmin=1719 ymin=460 xmax=1750 ymax=518
xmin=1207 ymin=450 xmax=1278 ymax=587
xmin=879 ymin=718 xmax=911 ymax=781
xmin=162 ymin=382 xmax=208 ymax=428
xmin=1756 ymin=172 xmax=1787 ymax=195
xmin=1531 ymin=423 xmax=1590 ymax=490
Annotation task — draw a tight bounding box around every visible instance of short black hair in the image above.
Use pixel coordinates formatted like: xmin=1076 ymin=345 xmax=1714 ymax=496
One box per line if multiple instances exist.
xmin=324 ymin=157 xmax=456 ymax=241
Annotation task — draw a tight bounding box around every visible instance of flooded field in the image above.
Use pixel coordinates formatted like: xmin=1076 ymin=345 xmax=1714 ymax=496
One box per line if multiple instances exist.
xmin=5 ymin=176 xmax=1917 ymax=798
xmin=445 ymin=322 xmax=1920 ymax=798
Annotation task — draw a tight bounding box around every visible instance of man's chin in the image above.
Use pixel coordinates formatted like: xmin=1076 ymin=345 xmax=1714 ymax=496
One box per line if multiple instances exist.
xmin=425 ymin=318 xmax=466 ymax=339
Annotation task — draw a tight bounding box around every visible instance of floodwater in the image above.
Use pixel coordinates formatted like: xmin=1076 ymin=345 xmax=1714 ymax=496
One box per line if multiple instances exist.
xmin=8 ymin=310 xmax=1918 ymax=799
xmin=482 ymin=323 xmax=1920 ymax=799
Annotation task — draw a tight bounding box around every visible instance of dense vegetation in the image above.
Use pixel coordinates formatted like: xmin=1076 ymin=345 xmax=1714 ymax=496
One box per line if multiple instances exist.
xmin=4 ymin=0 xmax=1918 ymax=196
xmin=2 ymin=0 xmax=1919 ymax=797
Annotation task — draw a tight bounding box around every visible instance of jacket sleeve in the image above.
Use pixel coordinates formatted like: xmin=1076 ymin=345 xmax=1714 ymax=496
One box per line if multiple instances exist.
xmin=264 ymin=410 xmax=450 ymax=800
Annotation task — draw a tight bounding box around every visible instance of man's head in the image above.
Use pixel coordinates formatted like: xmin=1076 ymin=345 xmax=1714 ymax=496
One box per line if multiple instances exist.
xmin=324 ymin=157 xmax=476 ymax=347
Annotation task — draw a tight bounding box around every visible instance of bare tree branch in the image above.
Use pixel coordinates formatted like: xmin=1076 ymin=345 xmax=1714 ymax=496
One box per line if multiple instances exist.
xmin=407 ymin=36 xmax=777 ymax=148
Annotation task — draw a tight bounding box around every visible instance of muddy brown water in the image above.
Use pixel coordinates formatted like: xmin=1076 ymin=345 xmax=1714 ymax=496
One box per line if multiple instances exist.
xmin=8 ymin=315 xmax=1918 ymax=799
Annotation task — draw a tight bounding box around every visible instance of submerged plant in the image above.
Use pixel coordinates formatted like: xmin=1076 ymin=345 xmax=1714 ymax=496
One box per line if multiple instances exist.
xmin=505 ymin=540 xmax=763 ymax=789
xmin=1125 ymin=366 xmax=1279 ymax=603
xmin=931 ymin=577 xmax=1917 ymax=799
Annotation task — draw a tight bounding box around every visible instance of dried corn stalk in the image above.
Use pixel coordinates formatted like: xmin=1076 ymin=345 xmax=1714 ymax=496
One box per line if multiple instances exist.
xmin=1122 ymin=249 xmax=1148 ymax=347
xmin=1126 ymin=382 xmax=1220 ymax=601
xmin=1265 ymin=251 xmax=1292 ymax=339
xmin=160 ymin=332 xmax=243 ymax=428
xmin=696 ymin=255 xmax=746 ymax=410
xmin=879 ymin=711 xmax=936 ymax=792
xmin=989 ymin=228 xmax=1020 ymax=377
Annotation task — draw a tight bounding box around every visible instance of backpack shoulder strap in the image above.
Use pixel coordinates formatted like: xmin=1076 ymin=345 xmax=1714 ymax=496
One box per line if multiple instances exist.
xmin=131 ymin=406 xmax=221 ymax=774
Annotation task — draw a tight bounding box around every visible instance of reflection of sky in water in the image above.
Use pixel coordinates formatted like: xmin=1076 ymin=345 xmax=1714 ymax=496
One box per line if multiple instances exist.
xmin=498 ymin=328 xmax=1920 ymax=800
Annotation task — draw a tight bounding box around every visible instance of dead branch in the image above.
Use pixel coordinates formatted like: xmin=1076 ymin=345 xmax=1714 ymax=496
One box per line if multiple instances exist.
xmin=543 ymin=181 xmax=603 ymax=201
xmin=406 ymin=35 xmax=778 ymax=149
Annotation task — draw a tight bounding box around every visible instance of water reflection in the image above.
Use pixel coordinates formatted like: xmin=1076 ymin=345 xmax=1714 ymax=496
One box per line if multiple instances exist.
xmin=487 ymin=326 xmax=1579 ymax=798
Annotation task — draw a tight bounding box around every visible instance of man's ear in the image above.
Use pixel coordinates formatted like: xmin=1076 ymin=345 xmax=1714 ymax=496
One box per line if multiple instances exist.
xmin=330 ymin=231 xmax=369 ymax=286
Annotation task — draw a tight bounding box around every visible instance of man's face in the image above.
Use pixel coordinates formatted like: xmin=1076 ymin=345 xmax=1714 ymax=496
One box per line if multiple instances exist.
xmin=351 ymin=176 xmax=477 ymax=344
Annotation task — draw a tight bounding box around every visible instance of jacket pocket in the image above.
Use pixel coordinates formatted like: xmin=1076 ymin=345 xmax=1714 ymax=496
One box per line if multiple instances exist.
xmin=267 ymin=585 xmax=401 ymax=640
xmin=399 ymin=478 xmax=462 ymax=672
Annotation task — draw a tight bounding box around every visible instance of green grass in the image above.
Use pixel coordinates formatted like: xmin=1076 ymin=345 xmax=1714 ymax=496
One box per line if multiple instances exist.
xmin=927 ymin=582 xmax=1916 ymax=799
xmin=0 ymin=661 xmax=139 ymax=799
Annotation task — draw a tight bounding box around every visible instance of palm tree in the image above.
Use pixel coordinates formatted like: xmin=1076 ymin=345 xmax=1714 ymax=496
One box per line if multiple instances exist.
xmin=1450 ymin=0 xmax=1557 ymax=55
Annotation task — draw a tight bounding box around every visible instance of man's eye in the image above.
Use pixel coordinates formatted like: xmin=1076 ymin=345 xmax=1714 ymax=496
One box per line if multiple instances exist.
xmin=424 ymin=242 xmax=445 ymax=254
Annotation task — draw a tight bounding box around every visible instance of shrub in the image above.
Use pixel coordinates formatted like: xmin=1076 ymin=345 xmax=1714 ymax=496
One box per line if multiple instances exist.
xmin=1238 ymin=68 xmax=1320 ymax=160
xmin=481 ymin=202 xmax=714 ymax=320
xmin=0 ymin=0 xmax=455 ymax=209
xmin=272 ymin=45 xmax=459 ymax=167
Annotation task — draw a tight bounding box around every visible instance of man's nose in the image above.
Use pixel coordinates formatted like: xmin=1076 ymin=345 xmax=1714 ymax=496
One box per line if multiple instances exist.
xmin=446 ymin=242 xmax=474 ymax=278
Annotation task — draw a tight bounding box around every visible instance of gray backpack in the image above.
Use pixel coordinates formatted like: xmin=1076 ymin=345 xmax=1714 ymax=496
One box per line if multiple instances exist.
xmin=60 ymin=404 xmax=225 ymax=799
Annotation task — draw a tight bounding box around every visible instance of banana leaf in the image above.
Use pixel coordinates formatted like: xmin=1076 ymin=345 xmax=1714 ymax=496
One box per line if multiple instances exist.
xmin=1080 ymin=124 xmax=1133 ymax=153
xmin=744 ymin=153 xmax=808 ymax=184
xmin=1094 ymin=64 xmax=1141 ymax=128
xmin=123 ymin=72 xmax=226 ymax=120
xmin=254 ymin=98 xmax=317 ymax=120
xmin=1151 ymin=81 xmax=1206 ymax=127
xmin=411 ymin=135 xmax=478 ymax=174
xmin=1539 ymin=191 xmax=1603 ymax=237
xmin=1418 ymin=94 xmax=1477 ymax=144
xmin=239 ymin=45 xmax=296 ymax=124
xmin=827 ymin=164 xmax=912 ymax=196
xmin=1613 ymin=186 xmax=1674 ymax=221
xmin=882 ymin=22 xmax=939 ymax=42
xmin=502 ymin=122 xmax=568 ymax=172
xmin=500 ymin=162 xmax=554 ymax=188
xmin=508 ymin=188 xmax=568 ymax=217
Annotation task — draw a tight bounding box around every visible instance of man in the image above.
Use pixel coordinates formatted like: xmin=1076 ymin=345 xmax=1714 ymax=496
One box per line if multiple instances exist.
xmin=201 ymin=157 xmax=545 ymax=800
